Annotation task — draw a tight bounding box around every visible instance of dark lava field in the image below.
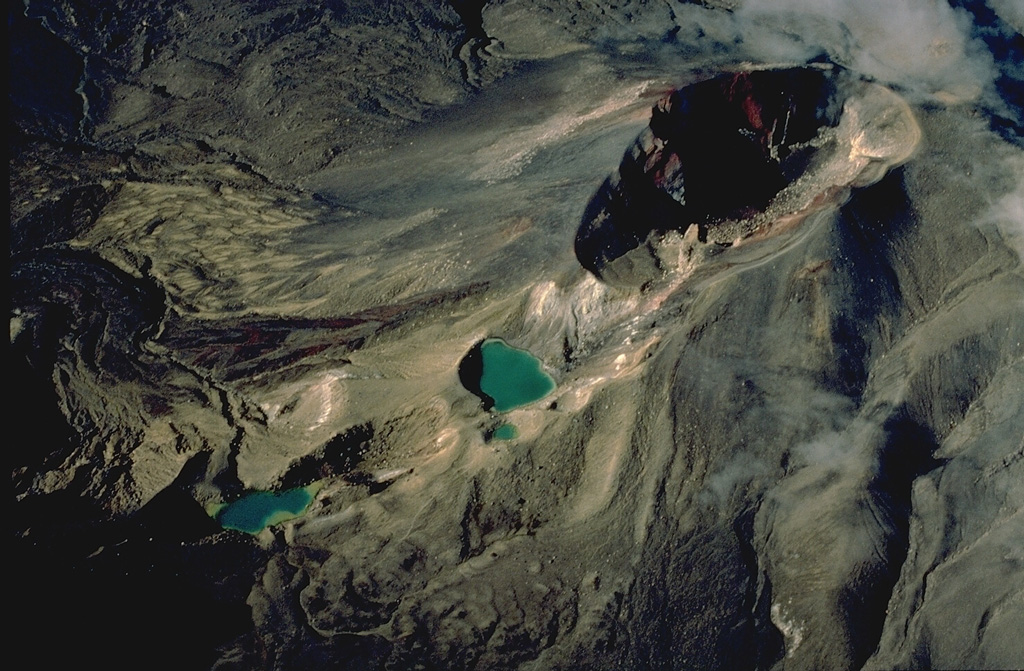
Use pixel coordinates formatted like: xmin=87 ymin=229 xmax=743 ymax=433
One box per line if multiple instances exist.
xmin=10 ymin=1 xmax=1024 ymax=669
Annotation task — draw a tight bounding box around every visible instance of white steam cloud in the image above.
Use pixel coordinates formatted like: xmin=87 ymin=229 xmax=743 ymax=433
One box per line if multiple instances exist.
xmin=735 ymin=0 xmax=997 ymax=101
xmin=980 ymin=160 xmax=1024 ymax=260
xmin=987 ymin=0 xmax=1024 ymax=34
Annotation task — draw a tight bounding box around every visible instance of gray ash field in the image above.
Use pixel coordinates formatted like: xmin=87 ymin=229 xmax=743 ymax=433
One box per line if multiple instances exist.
xmin=10 ymin=1 xmax=1024 ymax=669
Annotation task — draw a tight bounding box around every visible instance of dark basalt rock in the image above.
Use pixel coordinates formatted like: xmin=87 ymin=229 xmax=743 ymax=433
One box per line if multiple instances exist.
xmin=278 ymin=423 xmax=375 ymax=489
xmin=457 ymin=340 xmax=496 ymax=410
xmin=11 ymin=248 xmax=167 ymax=380
xmin=575 ymin=67 xmax=843 ymax=281
xmin=11 ymin=184 xmax=118 ymax=254
xmin=8 ymin=7 xmax=86 ymax=144
xmin=12 ymin=452 xmax=260 ymax=669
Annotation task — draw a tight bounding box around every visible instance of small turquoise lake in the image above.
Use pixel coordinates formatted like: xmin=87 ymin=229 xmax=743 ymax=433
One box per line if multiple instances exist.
xmin=473 ymin=338 xmax=555 ymax=412
xmin=491 ymin=423 xmax=519 ymax=440
xmin=211 ymin=484 xmax=319 ymax=534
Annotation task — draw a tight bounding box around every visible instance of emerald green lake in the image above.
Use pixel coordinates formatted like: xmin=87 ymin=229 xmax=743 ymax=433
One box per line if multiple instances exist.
xmin=212 ymin=484 xmax=318 ymax=534
xmin=492 ymin=423 xmax=519 ymax=440
xmin=478 ymin=339 xmax=555 ymax=412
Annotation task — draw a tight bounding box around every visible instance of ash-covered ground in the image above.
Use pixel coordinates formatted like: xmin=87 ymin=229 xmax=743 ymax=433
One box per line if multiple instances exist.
xmin=10 ymin=1 xmax=1024 ymax=669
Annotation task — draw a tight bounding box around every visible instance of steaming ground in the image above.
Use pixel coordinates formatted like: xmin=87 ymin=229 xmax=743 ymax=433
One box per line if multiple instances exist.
xmin=11 ymin=1 xmax=1024 ymax=669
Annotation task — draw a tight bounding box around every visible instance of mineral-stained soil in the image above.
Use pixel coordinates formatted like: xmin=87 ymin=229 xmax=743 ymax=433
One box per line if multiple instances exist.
xmin=11 ymin=1 xmax=1024 ymax=669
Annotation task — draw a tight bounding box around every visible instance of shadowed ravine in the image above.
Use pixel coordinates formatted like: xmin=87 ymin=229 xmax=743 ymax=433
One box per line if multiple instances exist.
xmin=10 ymin=1 xmax=1024 ymax=669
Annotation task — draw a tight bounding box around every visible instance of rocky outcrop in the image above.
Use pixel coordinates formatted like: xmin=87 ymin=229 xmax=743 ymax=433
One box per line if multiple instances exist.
xmin=576 ymin=67 xmax=841 ymax=278
xmin=575 ymin=65 xmax=922 ymax=287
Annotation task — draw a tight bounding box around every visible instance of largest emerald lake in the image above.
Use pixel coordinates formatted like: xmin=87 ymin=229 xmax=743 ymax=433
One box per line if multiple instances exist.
xmin=477 ymin=339 xmax=556 ymax=412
